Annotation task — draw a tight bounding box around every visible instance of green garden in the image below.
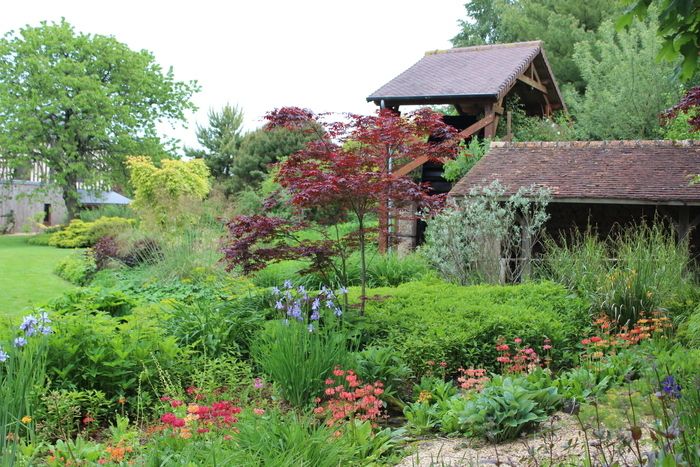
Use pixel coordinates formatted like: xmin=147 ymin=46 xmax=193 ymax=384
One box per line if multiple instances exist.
xmin=1 ymin=3 xmax=700 ymax=466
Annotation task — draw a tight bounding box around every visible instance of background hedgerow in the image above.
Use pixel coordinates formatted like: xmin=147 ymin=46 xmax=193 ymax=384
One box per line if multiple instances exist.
xmin=540 ymin=222 xmax=697 ymax=324
xmin=357 ymin=280 xmax=589 ymax=373
xmin=48 ymin=217 xmax=135 ymax=248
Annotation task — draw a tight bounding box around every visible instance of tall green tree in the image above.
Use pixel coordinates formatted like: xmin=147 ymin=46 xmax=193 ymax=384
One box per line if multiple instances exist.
xmin=618 ymin=0 xmax=700 ymax=80
xmin=227 ymin=126 xmax=313 ymax=193
xmin=452 ymin=0 xmax=623 ymax=90
xmin=0 ymin=19 xmax=198 ymax=219
xmin=572 ymin=15 xmax=680 ymax=139
xmin=185 ymin=104 xmax=244 ymax=178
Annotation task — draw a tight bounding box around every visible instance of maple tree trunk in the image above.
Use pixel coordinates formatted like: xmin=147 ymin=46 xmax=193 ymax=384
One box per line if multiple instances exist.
xmin=358 ymin=215 xmax=367 ymax=316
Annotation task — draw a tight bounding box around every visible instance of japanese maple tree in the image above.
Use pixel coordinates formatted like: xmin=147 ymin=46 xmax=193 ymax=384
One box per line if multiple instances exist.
xmin=222 ymin=107 xmax=458 ymax=314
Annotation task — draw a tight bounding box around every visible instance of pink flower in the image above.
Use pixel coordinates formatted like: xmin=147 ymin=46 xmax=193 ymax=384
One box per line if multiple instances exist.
xmin=254 ymin=378 xmax=264 ymax=389
xmin=439 ymin=361 xmax=447 ymax=368
xmin=514 ymin=338 xmax=522 ymax=344
xmin=170 ymin=399 xmax=183 ymax=408
xmin=253 ymin=408 xmax=265 ymax=415
xmin=543 ymin=344 xmax=552 ymax=350
xmin=161 ymin=412 xmax=176 ymax=424
xmin=172 ymin=418 xmax=186 ymax=427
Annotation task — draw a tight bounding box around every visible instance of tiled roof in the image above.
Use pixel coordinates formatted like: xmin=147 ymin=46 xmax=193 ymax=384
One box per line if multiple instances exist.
xmin=78 ymin=190 xmax=131 ymax=205
xmin=367 ymin=41 xmax=562 ymax=106
xmin=449 ymin=140 xmax=700 ymax=205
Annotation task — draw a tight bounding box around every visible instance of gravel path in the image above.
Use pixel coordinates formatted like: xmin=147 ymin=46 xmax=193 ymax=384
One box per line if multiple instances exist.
xmin=397 ymin=412 xmax=647 ymax=466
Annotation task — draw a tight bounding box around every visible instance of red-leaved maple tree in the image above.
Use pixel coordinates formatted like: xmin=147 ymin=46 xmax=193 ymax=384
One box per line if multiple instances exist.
xmin=222 ymin=107 xmax=459 ymax=314
xmin=663 ymin=86 xmax=700 ymax=131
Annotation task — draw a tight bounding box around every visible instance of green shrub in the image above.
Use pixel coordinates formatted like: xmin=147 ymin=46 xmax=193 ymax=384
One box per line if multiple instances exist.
xmin=78 ymin=205 xmax=135 ymax=222
xmin=540 ymin=228 xmax=609 ymax=295
xmin=253 ymin=320 xmax=351 ymax=408
xmin=25 ymin=225 xmax=64 ymax=245
xmin=0 ymin=315 xmax=50 ymax=465
xmin=45 ymin=305 xmax=182 ymax=404
xmin=35 ymin=389 xmax=110 ymax=441
xmin=452 ymin=375 xmax=560 ymax=441
xmin=233 ymin=410 xmax=357 ymax=466
xmin=350 ymin=346 xmax=413 ymax=402
xmin=48 ymin=217 xmax=134 ymax=248
xmin=54 ymin=251 xmax=96 ymax=285
xmin=554 ymin=367 xmax=613 ymax=402
xmin=164 ymin=298 xmax=265 ymax=358
xmin=359 ymin=280 xmax=588 ymax=373
xmin=253 ymin=253 xmax=430 ymax=289
xmin=49 ymin=286 xmax=139 ymax=318
xmin=143 ymin=409 xmax=357 ymax=466
xmin=541 ymin=223 xmax=695 ymax=324
xmin=678 ymin=306 xmax=700 ymax=348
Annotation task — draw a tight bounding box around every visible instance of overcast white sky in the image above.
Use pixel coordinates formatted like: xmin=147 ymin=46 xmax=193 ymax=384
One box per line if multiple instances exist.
xmin=1 ymin=1 xmax=467 ymax=152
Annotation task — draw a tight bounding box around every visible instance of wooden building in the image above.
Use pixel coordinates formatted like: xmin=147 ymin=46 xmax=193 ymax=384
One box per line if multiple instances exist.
xmin=449 ymin=140 xmax=700 ymax=254
xmin=0 ymin=161 xmax=130 ymax=233
xmin=366 ymin=41 xmax=565 ymax=250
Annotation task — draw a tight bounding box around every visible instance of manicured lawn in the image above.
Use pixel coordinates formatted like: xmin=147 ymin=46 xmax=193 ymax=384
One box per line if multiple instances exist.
xmin=0 ymin=235 xmax=75 ymax=320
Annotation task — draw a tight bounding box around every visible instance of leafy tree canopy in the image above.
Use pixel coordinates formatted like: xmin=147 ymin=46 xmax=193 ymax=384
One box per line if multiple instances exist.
xmin=618 ymin=0 xmax=700 ymax=80
xmin=0 ymin=19 xmax=198 ymax=218
xmin=185 ymin=104 xmax=244 ymax=178
xmin=126 ymin=156 xmax=210 ymax=229
xmin=452 ymin=0 xmax=623 ymax=90
xmin=227 ymin=126 xmax=315 ymax=194
xmin=571 ymin=15 xmax=681 ymax=139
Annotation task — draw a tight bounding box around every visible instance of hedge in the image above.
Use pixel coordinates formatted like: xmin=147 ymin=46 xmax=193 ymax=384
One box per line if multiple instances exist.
xmin=357 ymin=280 xmax=589 ymax=373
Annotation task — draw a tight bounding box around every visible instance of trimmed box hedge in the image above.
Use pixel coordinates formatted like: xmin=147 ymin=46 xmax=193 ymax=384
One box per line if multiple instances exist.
xmin=358 ymin=280 xmax=589 ymax=373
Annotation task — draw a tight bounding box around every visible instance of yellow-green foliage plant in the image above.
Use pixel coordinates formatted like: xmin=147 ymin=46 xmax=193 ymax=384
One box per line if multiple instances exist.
xmin=48 ymin=217 xmax=135 ymax=248
xmin=126 ymin=156 xmax=211 ymax=230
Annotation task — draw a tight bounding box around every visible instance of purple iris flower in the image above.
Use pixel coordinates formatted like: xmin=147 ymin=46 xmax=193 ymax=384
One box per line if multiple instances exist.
xmin=14 ymin=337 xmax=27 ymax=348
xmin=20 ymin=315 xmax=38 ymax=335
xmin=661 ymin=375 xmax=682 ymax=399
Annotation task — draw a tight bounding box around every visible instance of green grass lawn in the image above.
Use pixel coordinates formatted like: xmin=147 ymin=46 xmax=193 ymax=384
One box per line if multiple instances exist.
xmin=0 ymin=235 xmax=75 ymax=320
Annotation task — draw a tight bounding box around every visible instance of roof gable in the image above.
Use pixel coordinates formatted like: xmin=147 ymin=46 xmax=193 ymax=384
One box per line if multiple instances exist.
xmin=449 ymin=140 xmax=700 ymax=205
xmin=367 ymin=41 xmax=564 ymax=110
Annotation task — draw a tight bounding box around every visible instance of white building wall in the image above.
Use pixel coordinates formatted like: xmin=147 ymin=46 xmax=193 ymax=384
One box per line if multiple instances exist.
xmin=0 ymin=181 xmax=68 ymax=233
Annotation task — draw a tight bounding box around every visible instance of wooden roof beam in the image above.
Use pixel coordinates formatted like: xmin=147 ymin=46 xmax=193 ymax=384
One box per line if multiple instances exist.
xmin=517 ymin=74 xmax=548 ymax=94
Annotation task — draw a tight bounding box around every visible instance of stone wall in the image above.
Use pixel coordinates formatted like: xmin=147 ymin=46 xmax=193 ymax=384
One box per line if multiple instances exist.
xmin=0 ymin=181 xmax=68 ymax=233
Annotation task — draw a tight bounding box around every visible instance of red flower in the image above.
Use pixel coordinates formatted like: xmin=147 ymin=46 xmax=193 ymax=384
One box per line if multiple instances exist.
xmin=590 ymin=336 xmax=603 ymax=343
xmin=581 ymin=338 xmax=591 ymax=345
xmin=172 ymin=418 xmax=186 ymax=428
xmin=439 ymin=361 xmax=447 ymax=368
xmin=161 ymin=412 xmax=176 ymax=424
xmin=170 ymin=399 xmax=184 ymax=408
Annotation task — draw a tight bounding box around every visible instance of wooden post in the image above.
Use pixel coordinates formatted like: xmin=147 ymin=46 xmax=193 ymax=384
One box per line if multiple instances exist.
xmin=506 ymin=111 xmax=512 ymax=141
xmin=520 ymin=216 xmax=532 ymax=281
xmin=483 ymin=103 xmax=498 ymax=138
xmin=677 ymin=206 xmax=689 ymax=243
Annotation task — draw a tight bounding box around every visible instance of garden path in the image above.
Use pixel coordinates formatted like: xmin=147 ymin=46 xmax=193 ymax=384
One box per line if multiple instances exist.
xmin=397 ymin=412 xmax=646 ymax=466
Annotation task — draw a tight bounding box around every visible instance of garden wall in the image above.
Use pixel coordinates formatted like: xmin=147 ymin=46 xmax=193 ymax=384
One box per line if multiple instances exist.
xmin=0 ymin=181 xmax=67 ymax=233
